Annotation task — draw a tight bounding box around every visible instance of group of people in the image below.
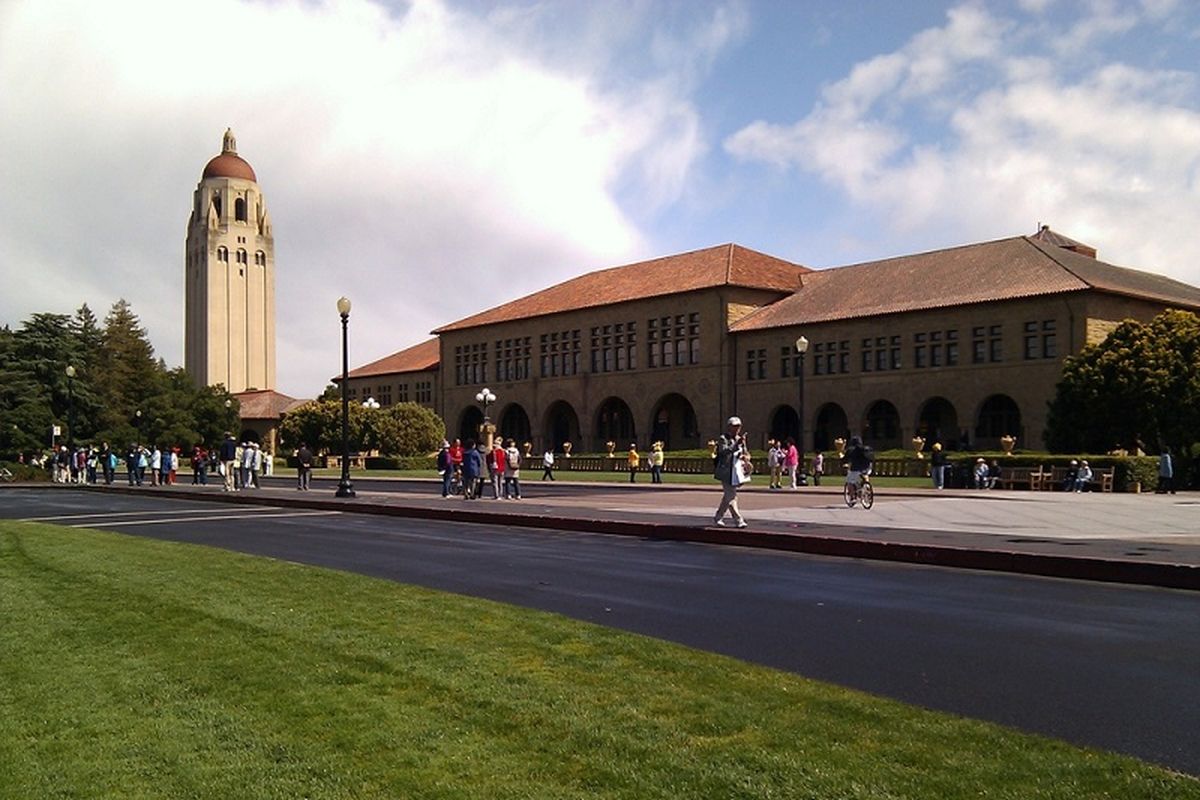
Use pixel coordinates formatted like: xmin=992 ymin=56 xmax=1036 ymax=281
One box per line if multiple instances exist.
xmin=623 ymin=442 xmax=665 ymax=483
xmin=437 ymin=437 xmax=523 ymax=500
xmin=204 ymin=434 xmax=272 ymax=492
xmin=34 ymin=436 xmax=272 ymax=490
xmin=765 ymin=438 xmax=824 ymax=489
xmin=44 ymin=443 xmax=120 ymax=485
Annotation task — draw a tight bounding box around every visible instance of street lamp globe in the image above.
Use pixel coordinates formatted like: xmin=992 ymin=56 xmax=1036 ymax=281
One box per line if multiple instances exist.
xmin=337 ymin=296 xmax=352 ymax=317
xmin=363 ymin=397 xmax=380 ymax=409
xmin=65 ymin=365 xmax=76 ymax=378
xmin=795 ymin=336 xmax=810 ymax=354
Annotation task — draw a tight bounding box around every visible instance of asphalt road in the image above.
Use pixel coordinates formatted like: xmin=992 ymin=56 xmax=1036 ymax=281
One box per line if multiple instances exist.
xmin=5 ymin=488 xmax=1198 ymax=776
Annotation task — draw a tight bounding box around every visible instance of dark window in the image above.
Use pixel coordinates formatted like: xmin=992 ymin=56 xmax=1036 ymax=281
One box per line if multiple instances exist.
xmin=915 ymin=345 xmax=926 ymax=368
xmin=946 ymin=342 xmax=959 ymax=366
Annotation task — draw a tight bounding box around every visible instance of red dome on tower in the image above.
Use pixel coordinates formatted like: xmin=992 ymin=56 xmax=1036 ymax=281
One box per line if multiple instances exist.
xmin=202 ymin=128 xmax=257 ymax=182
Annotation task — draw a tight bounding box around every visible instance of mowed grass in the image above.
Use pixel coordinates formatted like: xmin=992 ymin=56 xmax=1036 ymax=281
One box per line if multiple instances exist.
xmin=1 ymin=523 xmax=1195 ymax=800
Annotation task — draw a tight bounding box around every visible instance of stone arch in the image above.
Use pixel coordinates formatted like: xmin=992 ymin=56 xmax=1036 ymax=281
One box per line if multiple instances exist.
xmin=543 ymin=400 xmax=581 ymax=452
xmin=238 ymin=428 xmax=261 ymax=445
xmin=813 ymin=403 xmax=849 ymax=452
xmin=649 ymin=393 xmax=699 ymax=450
xmin=975 ymin=394 xmax=1022 ymax=448
xmin=235 ymin=197 xmax=247 ymax=222
xmin=595 ymin=396 xmax=635 ymax=448
xmin=917 ymin=396 xmax=958 ymax=449
xmin=769 ymin=405 xmax=800 ymax=447
xmin=498 ymin=403 xmax=532 ymax=445
xmin=863 ymin=400 xmax=901 ymax=449
xmin=458 ymin=406 xmax=483 ymax=444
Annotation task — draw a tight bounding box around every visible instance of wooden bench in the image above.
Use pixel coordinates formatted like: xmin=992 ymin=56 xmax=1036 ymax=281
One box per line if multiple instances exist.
xmin=1045 ymin=465 xmax=1115 ymax=492
xmin=995 ymin=465 xmax=1046 ymax=491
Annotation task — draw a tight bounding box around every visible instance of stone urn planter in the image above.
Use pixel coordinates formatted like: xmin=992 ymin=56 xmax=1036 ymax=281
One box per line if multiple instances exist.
xmin=605 ymin=441 xmax=616 ymax=457
xmin=911 ymin=435 xmax=926 ymax=459
xmin=562 ymin=441 xmax=572 ymax=457
xmin=833 ymin=437 xmax=847 ymax=458
xmin=999 ymin=434 xmax=1017 ymax=456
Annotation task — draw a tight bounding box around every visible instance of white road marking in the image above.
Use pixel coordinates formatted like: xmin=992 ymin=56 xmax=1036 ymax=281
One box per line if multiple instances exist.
xmin=68 ymin=510 xmax=342 ymax=528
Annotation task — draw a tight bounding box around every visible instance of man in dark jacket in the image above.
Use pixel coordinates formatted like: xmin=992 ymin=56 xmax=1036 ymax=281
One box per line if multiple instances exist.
xmin=219 ymin=433 xmax=238 ymax=492
xmin=296 ymin=442 xmax=314 ymax=491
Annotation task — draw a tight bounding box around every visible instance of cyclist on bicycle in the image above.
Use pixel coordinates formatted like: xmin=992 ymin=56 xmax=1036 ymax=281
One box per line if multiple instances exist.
xmin=843 ymin=435 xmax=875 ymax=489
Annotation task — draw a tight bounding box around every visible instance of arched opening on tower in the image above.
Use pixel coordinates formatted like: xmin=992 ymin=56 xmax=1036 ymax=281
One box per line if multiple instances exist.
xmin=235 ymin=197 xmax=247 ymax=222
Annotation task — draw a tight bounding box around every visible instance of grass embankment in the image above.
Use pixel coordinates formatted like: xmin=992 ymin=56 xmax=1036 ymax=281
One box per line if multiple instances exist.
xmin=2 ymin=522 xmax=1194 ymax=799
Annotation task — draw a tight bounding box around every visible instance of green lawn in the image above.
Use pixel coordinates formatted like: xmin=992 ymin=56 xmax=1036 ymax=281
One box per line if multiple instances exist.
xmin=2 ymin=522 xmax=1195 ymax=799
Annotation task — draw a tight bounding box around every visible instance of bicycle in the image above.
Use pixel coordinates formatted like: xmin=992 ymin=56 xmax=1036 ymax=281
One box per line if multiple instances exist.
xmin=843 ymin=472 xmax=874 ymax=509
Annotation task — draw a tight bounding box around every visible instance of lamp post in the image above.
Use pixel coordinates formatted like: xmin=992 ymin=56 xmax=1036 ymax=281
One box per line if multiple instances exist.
xmin=65 ymin=365 xmax=76 ymax=451
xmin=475 ymin=387 xmax=497 ymax=449
xmin=794 ymin=336 xmax=809 ymax=455
xmin=335 ymin=296 xmax=356 ymax=498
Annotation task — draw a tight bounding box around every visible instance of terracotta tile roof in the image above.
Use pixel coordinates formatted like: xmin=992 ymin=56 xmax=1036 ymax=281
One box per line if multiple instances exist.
xmin=1030 ymin=224 xmax=1096 ymax=258
xmin=233 ymin=389 xmax=307 ymax=420
xmin=732 ymin=232 xmax=1200 ymax=332
xmin=433 ymin=244 xmax=809 ymax=333
xmin=339 ymin=337 xmax=440 ymax=381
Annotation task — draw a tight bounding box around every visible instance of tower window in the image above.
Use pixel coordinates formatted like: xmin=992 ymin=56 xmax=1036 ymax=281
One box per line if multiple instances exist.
xmin=237 ymin=249 xmax=247 ymax=264
xmin=235 ymin=198 xmax=247 ymax=222
xmin=217 ymin=246 xmax=228 ymax=262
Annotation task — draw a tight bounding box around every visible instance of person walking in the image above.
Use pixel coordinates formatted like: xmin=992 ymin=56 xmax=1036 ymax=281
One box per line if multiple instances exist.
xmin=767 ymin=440 xmax=782 ymax=489
xmin=461 ymin=439 xmax=483 ymax=499
xmin=1158 ymin=448 xmax=1176 ymax=494
xmin=149 ymin=445 xmax=161 ymax=486
xmin=219 ymin=433 xmax=238 ymax=492
xmin=785 ymin=437 xmax=801 ymax=489
xmin=436 ymin=440 xmax=453 ymax=497
xmin=930 ymin=442 xmax=947 ymax=489
xmin=240 ymin=443 xmax=255 ymax=490
xmin=712 ymin=416 xmax=748 ymax=528
xmin=812 ymin=451 xmax=824 ymax=486
xmin=490 ymin=441 xmax=507 ymax=499
xmin=649 ymin=441 xmax=664 ymax=484
xmin=158 ymin=445 xmax=172 ymax=487
xmin=627 ymin=443 xmax=640 ymax=483
xmin=541 ymin=448 xmax=555 ymax=480
xmin=504 ymin=439 xmax=522 ymax=499
xmin=296 ymin=442 xmax=314 ymax=491
xmin=192 ymin=445 xmax=207 ymax=485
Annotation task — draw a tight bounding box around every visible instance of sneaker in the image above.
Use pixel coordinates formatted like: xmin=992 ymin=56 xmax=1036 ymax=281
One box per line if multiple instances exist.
xmin=735 ymin=519 xmax=748 ymax=528
xmin=713 ymin=518 xmax=726 ymax=527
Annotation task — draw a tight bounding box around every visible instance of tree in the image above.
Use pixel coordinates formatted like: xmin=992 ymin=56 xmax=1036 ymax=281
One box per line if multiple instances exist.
xmin=1045 ymin=309 xmax=1200 ymax=455
xmin=377 ymin=403 xmax=445 ymax=456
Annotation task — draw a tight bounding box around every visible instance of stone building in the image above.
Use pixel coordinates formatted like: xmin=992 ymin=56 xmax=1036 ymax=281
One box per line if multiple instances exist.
xmin=338 ymin=229 xmax=1200 ymax=453
xmin=185 ymin=128 xmax=276 ymax=394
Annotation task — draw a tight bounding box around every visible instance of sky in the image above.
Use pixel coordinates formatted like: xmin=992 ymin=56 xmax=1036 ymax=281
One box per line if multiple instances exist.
xmin=2 ymin=0 xmax=1199 ymax=398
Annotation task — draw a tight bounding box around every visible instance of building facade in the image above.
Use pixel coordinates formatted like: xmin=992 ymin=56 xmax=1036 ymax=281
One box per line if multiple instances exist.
xmin=338 ymin=230 xmax=1200 ymax=454
xmin=185 ymin=129 xmax=277 ymax=394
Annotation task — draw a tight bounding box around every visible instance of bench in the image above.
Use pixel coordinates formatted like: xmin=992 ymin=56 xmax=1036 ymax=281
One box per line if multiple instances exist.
xmin=995 ymin=465 xmax=1046 ymax=491
xmin=1045 ymin=465 xmax=1115 ymax=492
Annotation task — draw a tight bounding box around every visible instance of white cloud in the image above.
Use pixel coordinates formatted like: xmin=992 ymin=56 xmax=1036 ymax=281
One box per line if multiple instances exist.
xmin=0 ymin=0 xmax=724 ymax=396
xmin=723 ymin=1 xmax=1200 ymax=285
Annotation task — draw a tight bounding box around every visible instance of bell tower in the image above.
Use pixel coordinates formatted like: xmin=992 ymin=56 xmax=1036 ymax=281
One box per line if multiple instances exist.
xmin=185 ymin=128 xmax=276 ymax=393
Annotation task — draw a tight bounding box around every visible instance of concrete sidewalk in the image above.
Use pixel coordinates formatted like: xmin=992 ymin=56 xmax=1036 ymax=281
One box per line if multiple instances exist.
xmin=21 ymin=480 xmax=1200 ymax=590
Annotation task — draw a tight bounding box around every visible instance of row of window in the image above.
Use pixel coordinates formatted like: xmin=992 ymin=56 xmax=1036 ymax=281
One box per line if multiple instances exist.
xmin=452 ymin=312 xmax=703 ymax=385
xmin=216 ymin=246 xmax=266 ymax=265
xmin=347 ymin=382 xmax=433 ymax=405
xmin=747 ymin=321 xmax=1058 ymax=380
